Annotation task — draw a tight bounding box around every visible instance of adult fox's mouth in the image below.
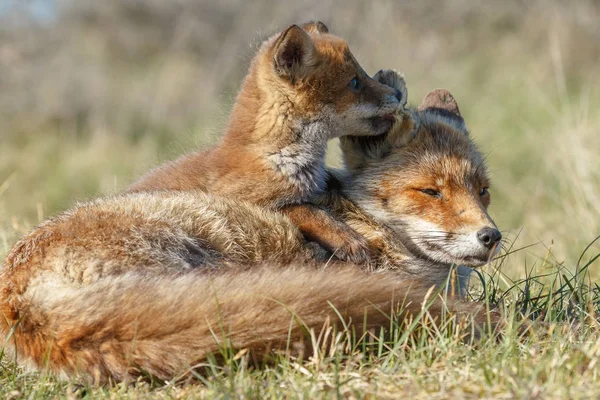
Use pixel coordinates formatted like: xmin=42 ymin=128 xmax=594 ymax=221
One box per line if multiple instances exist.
xmin=420 ymin=239 xmax=499 ymax=268
xmin=443 ymin=247 xmax=499 ymax=268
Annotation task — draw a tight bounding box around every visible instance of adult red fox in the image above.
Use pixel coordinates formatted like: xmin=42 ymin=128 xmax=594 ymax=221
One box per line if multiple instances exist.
xmin=0 ymin=74 xmax=502 ymax=383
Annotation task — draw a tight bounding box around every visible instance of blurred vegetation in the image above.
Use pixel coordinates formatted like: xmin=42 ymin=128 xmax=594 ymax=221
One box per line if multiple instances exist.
xmin=1 ymin=0 xmax=599 ymax=278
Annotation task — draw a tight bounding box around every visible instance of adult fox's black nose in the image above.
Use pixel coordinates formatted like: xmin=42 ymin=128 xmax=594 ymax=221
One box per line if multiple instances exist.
xmin=477 ymin=227 xmax=502 ymax=249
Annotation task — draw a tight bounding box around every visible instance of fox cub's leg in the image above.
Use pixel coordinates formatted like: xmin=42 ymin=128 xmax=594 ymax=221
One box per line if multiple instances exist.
xmin=371 ymin=69 xmax=418 ymax=148
xmin=281 ymin=204 xmax=370 ymax=265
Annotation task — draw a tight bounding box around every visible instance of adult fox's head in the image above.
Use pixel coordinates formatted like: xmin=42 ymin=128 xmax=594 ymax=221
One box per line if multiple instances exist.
xmin=341 ymin=79 xmax=501 ymax=268
xmin=233 ymin=22 xmax=404 ymax=142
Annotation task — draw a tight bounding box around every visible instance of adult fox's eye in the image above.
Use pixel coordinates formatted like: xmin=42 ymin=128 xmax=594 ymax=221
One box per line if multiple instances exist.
xmin=420 ymin=189 xmax=442 ymax=198
xmin=348 ymin=76 xmax=361 ymax=92
xmin=480 ymin=187 xmax=489 ymax=196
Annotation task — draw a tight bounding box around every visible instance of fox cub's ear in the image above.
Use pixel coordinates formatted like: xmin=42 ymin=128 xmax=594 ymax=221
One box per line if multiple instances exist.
xmin=418 ymin=89 xmax=468 ymax=134
xmin=300 ymin=21 xmax=329 ymax=34
xmin=273 ymin=25 xmax=318 ymax=83
xmin=373 ymin=69 xmax=408 ymax=109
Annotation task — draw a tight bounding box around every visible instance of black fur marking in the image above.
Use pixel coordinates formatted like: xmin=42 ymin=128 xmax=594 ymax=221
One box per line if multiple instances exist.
xmin=324 ymin=171 xmax=343 ymax=192
xmin=424 ymin=108 xmax=466 ymax=128
xmin=182 ymin=239 xmax=221 ymax=268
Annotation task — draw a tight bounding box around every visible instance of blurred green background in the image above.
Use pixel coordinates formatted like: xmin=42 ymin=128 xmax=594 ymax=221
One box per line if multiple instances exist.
xmin=1 ymin=0 xmax=599 ymax=279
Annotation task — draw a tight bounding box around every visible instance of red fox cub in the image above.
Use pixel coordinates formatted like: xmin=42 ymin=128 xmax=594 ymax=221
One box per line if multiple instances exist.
xmin=128 ymin=21 xmax=405 ymax=262
xmin=0 ymin=76 xmax=502 ymax=383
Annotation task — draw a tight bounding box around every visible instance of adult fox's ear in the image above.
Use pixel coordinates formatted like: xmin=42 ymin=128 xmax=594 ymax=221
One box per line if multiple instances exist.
xmin=418 ymin=89 xmax=468 ymax=134
xmin=418 ymin=89 xmax=461 ymax=116
xmin=300 ymin=21 xmax=329 ymax=34
xmin=273 ymin=25 xmax=318 ymax=83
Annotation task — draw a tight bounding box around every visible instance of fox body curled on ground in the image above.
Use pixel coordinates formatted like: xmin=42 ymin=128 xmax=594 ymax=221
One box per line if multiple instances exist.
xmin=129 ymin=21 xmax=405 ymax=263
xmin=0 ymin=71 xmax=503 ymax=383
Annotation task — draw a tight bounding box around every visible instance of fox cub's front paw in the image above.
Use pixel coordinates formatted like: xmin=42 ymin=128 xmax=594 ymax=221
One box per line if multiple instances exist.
xmin=373 ymin=69 xmax=408 ymax=108
xmin=332 ymin=231 xmax=372 ymax=266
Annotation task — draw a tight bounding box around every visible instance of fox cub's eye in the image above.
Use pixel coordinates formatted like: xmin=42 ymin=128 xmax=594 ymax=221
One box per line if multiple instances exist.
xmin=420 ymin=189 xmax=442 ymax=198
xmin=479 ymin=187 xmax=489 ymax=196
xmin=348 ymin=76 xmax=361 ymax=92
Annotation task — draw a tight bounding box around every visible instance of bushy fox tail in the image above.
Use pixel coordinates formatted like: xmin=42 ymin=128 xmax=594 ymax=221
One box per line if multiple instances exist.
xmin=1 ymin=265 xmax=493 ymax=384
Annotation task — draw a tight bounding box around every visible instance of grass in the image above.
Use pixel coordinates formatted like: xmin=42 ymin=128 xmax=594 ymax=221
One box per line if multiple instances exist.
xmin=0 ymin=249 xmax=599 ymax=398
xmin=1 ymin=0 xmax=600 ymax=397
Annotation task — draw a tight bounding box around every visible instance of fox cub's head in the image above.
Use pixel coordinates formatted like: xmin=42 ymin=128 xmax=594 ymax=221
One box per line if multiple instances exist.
xmin=342 ymin=75 xmax=501 ymax=268
xmin=251 ymin=22 xmax=404 ymax=139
